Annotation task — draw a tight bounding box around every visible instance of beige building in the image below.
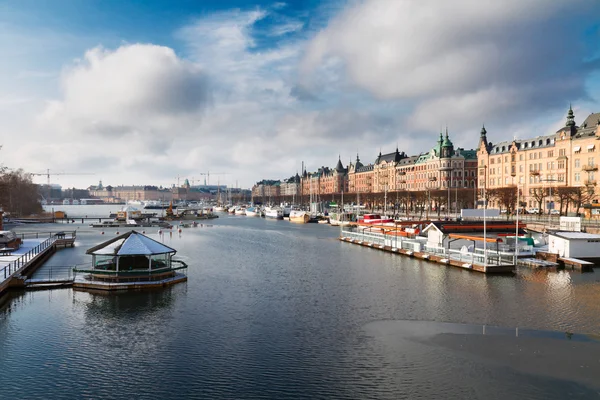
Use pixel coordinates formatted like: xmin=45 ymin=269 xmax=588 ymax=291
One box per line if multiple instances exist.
xmin=477 ymin=107 xmax=600 ymax=211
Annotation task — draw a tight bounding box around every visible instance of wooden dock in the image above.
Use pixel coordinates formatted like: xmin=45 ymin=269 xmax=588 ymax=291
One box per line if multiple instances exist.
xmin=339 ymin=236 xmax=515 ymax=274
xmin=0 ymin=232 xmax=76 ymax=299
xmin=559 ymin=257 xmax=594 ymax=272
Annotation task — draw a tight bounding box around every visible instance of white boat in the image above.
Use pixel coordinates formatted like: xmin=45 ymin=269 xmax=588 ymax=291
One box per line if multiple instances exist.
xmin=245 ymin=207 xmax=260 ymax=217
xmin=289 ymin=210 xmax=309 ymax=224
xmin=127 ymin=200 xmax=145 ymax=207
xmin=329 ymin=212 xmax=353 ymax=226
xmin=214 ymin=206 xmax=226 ymax=212
xmin=62 ymin=199 xmax=70 ymax=205
xmin=235 ymin=207 xmax=246 ymax=216
xmin=72 ymin=199 xmax=80 ymax=205
xmin=144 ymin=200 xmax=169 ymax=210
xmin=228 ymin=206 xmax=237 ymax=215
xmin=264 ymin=206 xmax=283 ymax=220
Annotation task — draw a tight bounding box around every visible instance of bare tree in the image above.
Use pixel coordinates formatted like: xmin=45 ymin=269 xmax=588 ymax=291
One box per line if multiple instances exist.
xmin=490 ymin=186 xmax=517 ymax=219
xmin=529 ymin=187 xmax=549 ymax=214
xmin=554 ymin=187 xmax=577 ymax=215
xmin=0 ymin=169 xmax=43 ymax=216
xmin=569 ymin=186 xmax=596 ymax=216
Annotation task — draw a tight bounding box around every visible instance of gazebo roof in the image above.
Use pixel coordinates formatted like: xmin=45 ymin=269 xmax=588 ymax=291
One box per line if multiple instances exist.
xmin=86 ymin=231 xmax=176 ymax=256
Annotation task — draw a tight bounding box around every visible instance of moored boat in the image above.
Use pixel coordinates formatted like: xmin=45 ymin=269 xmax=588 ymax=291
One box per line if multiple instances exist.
xmin=245 ymin=206 xmax=260 ymax=217
xmin=264 ymin=206 xmax=283 ymax=220
xmin=235 ymin=207 xmax=247 ymax=216
xmin=359 ymin=214 xmax=394 ymax=225
xmin=329 ymin=212 xmax=354 ymax=226
xmin=289 ymin=210 xmax=310 ymax=224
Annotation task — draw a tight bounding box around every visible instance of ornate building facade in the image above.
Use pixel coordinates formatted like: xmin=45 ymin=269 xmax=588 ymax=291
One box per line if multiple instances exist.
xmin=477 ymin=107 xmax=600 ymax=210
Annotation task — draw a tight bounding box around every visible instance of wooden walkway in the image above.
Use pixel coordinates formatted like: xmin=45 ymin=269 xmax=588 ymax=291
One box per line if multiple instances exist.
xmin=0 ymin=232 xmax=77 ymax=298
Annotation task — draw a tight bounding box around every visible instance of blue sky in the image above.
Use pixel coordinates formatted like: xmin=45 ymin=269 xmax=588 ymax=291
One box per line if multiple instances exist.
xmin=0 ymin=0 xmax=599 ymax=189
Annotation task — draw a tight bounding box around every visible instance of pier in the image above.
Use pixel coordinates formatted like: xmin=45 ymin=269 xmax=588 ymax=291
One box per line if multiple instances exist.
xmin=0 ymin=231 xmax=76 ymax=298
xmin=339 ymin=225 xmax=516 ymax=274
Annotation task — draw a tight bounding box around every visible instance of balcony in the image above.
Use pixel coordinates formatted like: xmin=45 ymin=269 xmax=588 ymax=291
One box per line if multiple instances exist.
xmin=398 ymin=171 xmax=406 ymax=176
xmin=585 ymin=180 xmax=597 ymax=186
xmin=530 ymin=170 xmax=540 ymax=176
xmin=439 ymin=165 xmax=452 ymax=171
xmin=582 ymin=165 xmax=598 ymax=172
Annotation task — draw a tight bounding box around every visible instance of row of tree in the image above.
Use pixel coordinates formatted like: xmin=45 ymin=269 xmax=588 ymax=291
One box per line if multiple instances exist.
xmin=266 ymin=185 xmax=596 ymax=218
xmin=0 ymin=168 xmax=43 ymax=216
xmin=484 ymin=186 xmax=595 ymax=216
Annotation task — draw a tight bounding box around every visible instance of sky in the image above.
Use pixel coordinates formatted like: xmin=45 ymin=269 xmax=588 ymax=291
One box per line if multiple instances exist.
xmin=1 ymin=0 xmax=599 ymax=190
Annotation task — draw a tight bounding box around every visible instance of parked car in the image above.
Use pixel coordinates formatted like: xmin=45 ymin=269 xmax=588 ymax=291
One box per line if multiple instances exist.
xmin=527 ymin=208 xmax=540 ymax=214
xmin=550 ymin=209 xmax=560 ymax=215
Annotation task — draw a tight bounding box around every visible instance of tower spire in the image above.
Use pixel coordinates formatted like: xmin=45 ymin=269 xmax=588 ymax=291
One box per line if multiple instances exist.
xmin=566 ymin=104 xmax=575 ymax=127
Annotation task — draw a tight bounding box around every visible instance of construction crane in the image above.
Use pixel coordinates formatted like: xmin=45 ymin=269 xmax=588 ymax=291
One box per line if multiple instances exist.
xmin=196 ymin=172 xmax=228 ymax=186
xmin=30 ymin=169 xmax=95 ymax=200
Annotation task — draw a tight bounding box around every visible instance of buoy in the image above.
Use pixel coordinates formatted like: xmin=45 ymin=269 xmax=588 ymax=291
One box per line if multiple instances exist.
xmin=142 ymin=230 xmax=145 ymax=234
xmin=178 ymin=229 xmax=182 ymax=233
xmin=101 ymin=231 xmax=104 ymax=235
xmin=158 ymin=230 xmax=163 ymax=235
xmin=116 ymin=231 xmax=119 ymax=235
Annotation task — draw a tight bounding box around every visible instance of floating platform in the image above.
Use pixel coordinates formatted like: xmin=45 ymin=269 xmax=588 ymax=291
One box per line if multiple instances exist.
xmin=72 ymin=272 xmax=187 ymax=291
xmin=339 ymin=236 xmax=514 ymax=274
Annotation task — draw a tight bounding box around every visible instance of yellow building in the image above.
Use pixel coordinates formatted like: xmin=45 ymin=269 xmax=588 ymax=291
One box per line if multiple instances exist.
xmin=477 ymin=107 xmax=600 ymax=212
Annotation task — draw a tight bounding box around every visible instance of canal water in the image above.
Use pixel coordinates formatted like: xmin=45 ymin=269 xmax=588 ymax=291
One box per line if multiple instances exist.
xmin=2 ymin=211 xmax=600 ymax=399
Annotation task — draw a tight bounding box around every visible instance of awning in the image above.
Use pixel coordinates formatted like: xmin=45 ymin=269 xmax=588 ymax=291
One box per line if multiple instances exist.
xmin=588 ymin=144 xmax=595 ymax=150
xmin=574 ymin=146 xmax=581 ymax=151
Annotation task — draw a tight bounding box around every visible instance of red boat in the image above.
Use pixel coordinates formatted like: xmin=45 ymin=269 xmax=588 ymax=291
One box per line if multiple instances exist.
xmin=359 ymin=214 xmax=394 ymax=225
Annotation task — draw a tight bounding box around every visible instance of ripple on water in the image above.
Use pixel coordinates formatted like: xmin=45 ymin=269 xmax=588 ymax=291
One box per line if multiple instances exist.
xmin=2 ymin=217 xmax=600 ymax=398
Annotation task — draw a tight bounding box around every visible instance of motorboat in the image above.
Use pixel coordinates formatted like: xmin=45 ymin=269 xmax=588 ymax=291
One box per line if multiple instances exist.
xmin=235 ymin=207 xmax=246 ymax=216
xmin=264 ymin=206 xmax=283 ymax=220
xmin=359 ymin=214 xmax=394 ymax=225
xmin=329 ymin=212 xmax=354 ymax=226
xmin=245 ymin=207 xmax=260 ymax=217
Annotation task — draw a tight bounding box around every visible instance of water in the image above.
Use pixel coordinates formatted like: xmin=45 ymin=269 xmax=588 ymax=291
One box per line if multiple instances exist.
xmin=2 ymin=214 xmax=600 ymax=399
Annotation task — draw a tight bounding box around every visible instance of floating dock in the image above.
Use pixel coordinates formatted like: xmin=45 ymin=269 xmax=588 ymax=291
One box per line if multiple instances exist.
xmin=0 ymin=232 xmax=76 ymax=298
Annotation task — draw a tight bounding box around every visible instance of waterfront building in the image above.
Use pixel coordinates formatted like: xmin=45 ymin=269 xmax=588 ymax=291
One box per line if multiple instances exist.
xmin=396 ymin=130 xmax=478 ymax=192
xmin=280 ymin=174 xmax=301 ymax=197
xmin=373 ymin=148 xmax=407 ymax=192
xmin=347 ymin=155 xmax=374 ymax=194
xmin=300 ymin=157 xmax=348 ymax=198
xmin=477 ymin=106 xmax=600 ymax=211
xmin=252 ymin=180 xmax=281 ymax=202
xmin=88 ymin=183 xmax=173 ymax=203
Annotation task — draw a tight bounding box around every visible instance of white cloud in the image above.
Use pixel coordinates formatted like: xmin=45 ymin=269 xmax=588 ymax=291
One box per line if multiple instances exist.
xmin=4 ymin=1 xmax=599 ymax=190
xmin=42 ymin=44 xmax=209 ymax=136
xmin=301 ymin=0 xmax=600 ymax=141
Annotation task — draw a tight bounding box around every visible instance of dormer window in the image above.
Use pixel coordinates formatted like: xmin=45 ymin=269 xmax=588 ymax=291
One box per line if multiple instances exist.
xmin=539 ymin=140 xmax=543 ymax=146
xmin=531 ymin=141 xmax=535 ymax=147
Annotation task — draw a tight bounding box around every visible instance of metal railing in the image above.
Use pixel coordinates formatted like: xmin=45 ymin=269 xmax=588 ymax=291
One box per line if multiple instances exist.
xmin=12 ymin=231 xmax=77 ymax=241
xmin=30 ymin=265 xmax=75 ymax=282
xmin=340 ymin=228 xmax=516 ymax=266
xmin=1 ymin=237 xmax=56 ymax=280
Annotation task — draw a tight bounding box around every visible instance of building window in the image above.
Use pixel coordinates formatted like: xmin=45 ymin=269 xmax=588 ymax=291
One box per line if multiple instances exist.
xmin=589 ymin=157 xmax=595 ymax=166
xmin=519 ymin=165 xmax=523 ymax=173
xmin=575 ymin=173 xmax=580 ymax=182
xmin=548 ymin=150 xmax=554 ymax=157
xmin=575 ymin=159 xmax=580 ymax=168
xmin=559 ymin=149 xmax=565 ymax=156
xmin=519 ymin=154 xmax=524 ymax=161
